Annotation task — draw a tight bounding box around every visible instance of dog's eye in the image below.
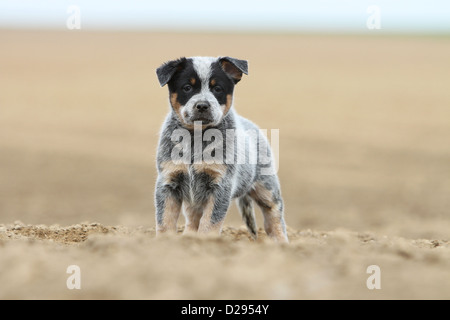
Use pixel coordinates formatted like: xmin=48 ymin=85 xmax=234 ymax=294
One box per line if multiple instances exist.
xmin=182 ymin=84 xmax=193 ymax=93
xmin=212 ymin=86 xmax=223 ymax=94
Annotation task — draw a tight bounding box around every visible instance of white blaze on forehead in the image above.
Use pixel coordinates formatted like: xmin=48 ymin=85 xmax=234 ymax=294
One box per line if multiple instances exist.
xmin=191 ymin=56 xmax=216 ymax=85
xmin=186 ymin=57 xmax=223 ymax=126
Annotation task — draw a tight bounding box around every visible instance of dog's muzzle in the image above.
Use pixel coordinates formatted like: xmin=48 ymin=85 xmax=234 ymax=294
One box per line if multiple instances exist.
xmin=191 ymin=101 xmax=214 ymax=123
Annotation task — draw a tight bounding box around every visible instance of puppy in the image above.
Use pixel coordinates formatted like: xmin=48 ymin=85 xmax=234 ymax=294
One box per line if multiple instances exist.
xmin=155 ymin=56 xmax=288 ymax=243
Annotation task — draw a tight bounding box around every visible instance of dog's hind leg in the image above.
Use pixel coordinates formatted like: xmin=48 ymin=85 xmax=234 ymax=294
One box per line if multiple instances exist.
xmin=249 ymin=181 xmax=288 ymax=243
xmin=237 ymin=194 xmax=258 ymax=239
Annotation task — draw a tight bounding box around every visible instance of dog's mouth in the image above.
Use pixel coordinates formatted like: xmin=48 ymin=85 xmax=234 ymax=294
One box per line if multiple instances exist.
xmin=189 ymin=115 xmax=214 ymax=124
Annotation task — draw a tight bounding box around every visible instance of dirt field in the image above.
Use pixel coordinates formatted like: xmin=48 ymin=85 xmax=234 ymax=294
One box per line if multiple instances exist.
xmin=1 ymin=30 xmax=450 ymax=299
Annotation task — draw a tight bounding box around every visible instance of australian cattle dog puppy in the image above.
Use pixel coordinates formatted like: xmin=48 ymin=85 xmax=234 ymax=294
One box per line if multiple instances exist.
xmin=155 ymin=56 xmax=288 ymax=243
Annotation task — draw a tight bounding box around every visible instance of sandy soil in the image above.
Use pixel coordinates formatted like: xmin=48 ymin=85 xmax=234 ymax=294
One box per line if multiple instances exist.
xmin=0 ymin=30 xmax=450 ymax=299
xmin=1 ymin=221 xmax=449 ymax=299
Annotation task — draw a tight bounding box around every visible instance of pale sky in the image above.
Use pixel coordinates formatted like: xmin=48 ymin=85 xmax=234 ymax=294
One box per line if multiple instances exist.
xmin=0 ymin=0 xmax=449 ymax=33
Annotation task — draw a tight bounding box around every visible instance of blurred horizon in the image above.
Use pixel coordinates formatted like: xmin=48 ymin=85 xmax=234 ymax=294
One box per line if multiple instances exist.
xmin=1 ymin=0 xmax=450 ymax=34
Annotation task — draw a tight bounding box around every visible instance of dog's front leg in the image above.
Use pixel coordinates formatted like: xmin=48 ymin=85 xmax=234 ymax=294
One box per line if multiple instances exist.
xmin=183 ymin=204 xmax=203 ymax=234
xmin=190 ymin=163 xmax=231 ymax=235
xmin=155 ymin=176 xmax=183 ymax=234
xmin=197 ymin=190 xmax=231 ymax=235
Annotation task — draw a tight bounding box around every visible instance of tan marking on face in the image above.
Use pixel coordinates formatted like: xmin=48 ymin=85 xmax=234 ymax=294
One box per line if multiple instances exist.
xmin=156 ymin=195 xmax=182 ymax=234
xmin=190 ymin=78 xmax=196 ymax=85
xmin=160 ymin=161 xmax=189 ymax=185
xmin=198 ymin=196 xmax=223 ymax=234
xmin=170 ymin=92 xmax=182 ymax=116
xmin=210 ymin=78 xmax=216 ymax=86
xmin=170 ymin=93 xmax=197 ymax=130
xmin=223 ymin=94 xmax=233 ymax=116
xmin=192 ymin=163 xmax=227 ymax=183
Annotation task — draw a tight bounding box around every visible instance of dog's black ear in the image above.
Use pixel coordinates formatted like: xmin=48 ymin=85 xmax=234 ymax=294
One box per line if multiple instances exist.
xmin=219 ymin=57 xmax=248 ymax=84
xmin=156 ymin=57 xmax=186 ymax=87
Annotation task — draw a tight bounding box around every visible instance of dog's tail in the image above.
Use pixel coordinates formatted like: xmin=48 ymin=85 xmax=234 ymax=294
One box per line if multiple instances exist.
xmin=237 ymin=194 xmax=257 ymax=240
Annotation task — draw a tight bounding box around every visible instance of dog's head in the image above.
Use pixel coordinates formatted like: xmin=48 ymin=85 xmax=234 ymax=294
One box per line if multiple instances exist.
xmin=156 ymin=56 xmax=248 ymax=128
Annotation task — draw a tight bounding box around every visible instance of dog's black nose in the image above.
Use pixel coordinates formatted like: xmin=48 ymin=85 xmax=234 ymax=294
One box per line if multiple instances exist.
xmin=195 ymin=102 xmax=210 ymax=112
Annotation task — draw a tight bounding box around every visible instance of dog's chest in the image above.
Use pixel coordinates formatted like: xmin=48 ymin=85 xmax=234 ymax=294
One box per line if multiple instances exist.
xmin=161 ymin=161 xmax=227 ymax=185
